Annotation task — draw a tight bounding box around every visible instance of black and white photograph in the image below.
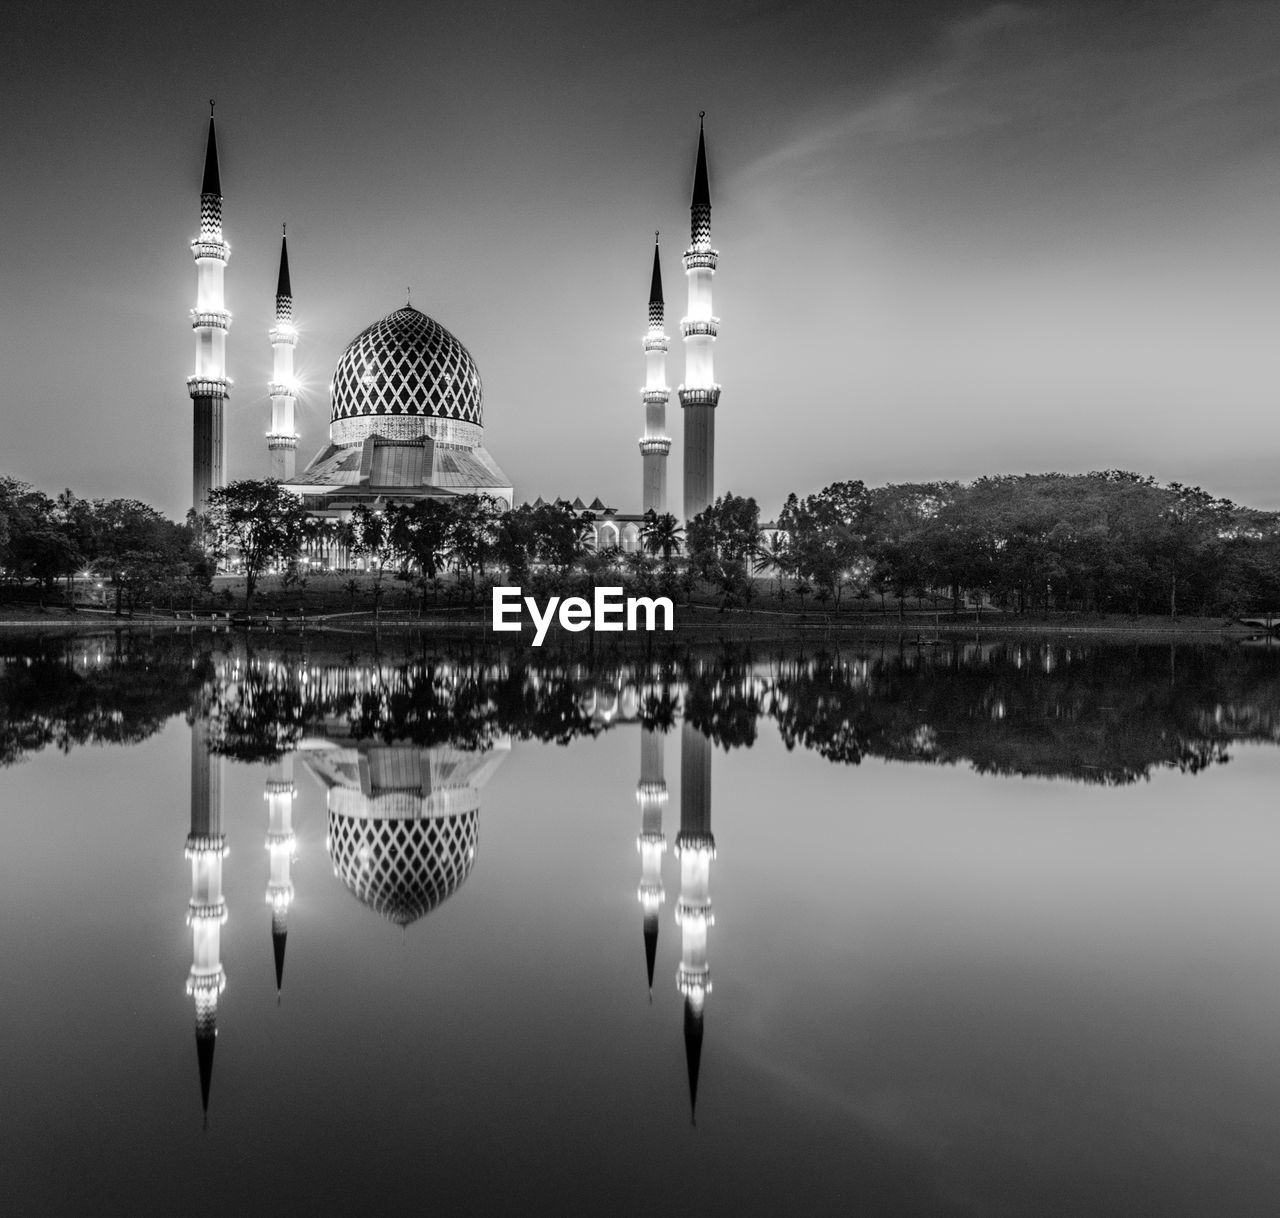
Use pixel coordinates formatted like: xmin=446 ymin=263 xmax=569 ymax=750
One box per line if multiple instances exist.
xmin=2 ymin=0 xmax=1279 ymax=1212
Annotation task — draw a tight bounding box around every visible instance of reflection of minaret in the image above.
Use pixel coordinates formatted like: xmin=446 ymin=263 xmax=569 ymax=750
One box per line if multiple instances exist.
xmin=264 ymin=755 xmax=296 ymax=994
xmin=676 ymin=721 xmax=715 ymax=1122
xmin=636 ymin=727 xmax=668 ymax=995
xmin=185 ymin=715 xmax=227 ymax=1122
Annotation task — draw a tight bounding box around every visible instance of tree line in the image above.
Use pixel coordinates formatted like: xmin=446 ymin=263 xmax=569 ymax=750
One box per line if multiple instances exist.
xmin=5 ymin=469 xmax=1279 ymax=617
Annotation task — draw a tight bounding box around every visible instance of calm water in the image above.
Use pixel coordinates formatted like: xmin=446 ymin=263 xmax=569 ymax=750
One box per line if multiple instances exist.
xmin=2 ymin=630 xmax=1280 ymax=1215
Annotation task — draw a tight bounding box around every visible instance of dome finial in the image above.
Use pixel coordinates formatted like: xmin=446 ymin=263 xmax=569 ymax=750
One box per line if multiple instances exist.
xmin=209 ymin=98 xmax=215 ymax=116
xmin=282 ymin=220 xmax=286 ymax=235
xmin=407 ymin=285 xmax=412 ymax=307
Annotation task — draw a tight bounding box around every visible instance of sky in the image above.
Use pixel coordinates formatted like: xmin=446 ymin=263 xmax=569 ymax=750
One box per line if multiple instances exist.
xmin=1 ymin=0 xmax=1278 ymax=519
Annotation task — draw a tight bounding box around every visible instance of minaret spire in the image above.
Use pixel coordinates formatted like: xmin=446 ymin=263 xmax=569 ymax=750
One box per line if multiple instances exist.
xmin=639 ymin=233 xmax=672 ymax=516
xmin=678 ymin=113 xmax=720 ymax=522
xmin=267 ymin=226 xmax=299 ymax=479
xmin=188 ymin=105 xmax=231 ymax=519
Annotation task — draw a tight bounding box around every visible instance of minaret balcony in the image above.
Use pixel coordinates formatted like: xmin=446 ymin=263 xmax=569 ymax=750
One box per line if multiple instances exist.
xmin=268 ymin=382 xmax=298 ymax=399
xmin=641 ymin=388 xmax=670 ymax=405
xmin=636 ymin=781 xmax=669 ymax=803
xmin=643 ymin=333 xmax=670 ymax=353
xmin=186 ymin=968 xmax=227 ymax=998
xmin=677 ymin=386 xmax=721 ymax=409
xmin=637 ymin=828 xmax=668 ymax=848
xmin=269 ymin=325 xmax=298 ymax=347
xmin=675 ymin=829 xmax=716 ymax=856
xmin=267 ymin=882 xmax=295 ymax=910
xmin=187 ymin=376 xmax=231 ymax=400
xmin=186 ymin=899 xmax=228 ymax=925
xmin=264 ymin=780 xmax=295 ymax=796
xmin=681 ymin=319 xmax=718 ymax=339
xmin=682 ymin=248 xmax=718 ymax=271
xmin=191 ymin=238 xmax=230 ymax=262
xmin=185 ymin=832 xmax=229 ymax=858
xmin=677 ymin=964 xmax=712 ymax=999
xmin=675 ymin=898 xmax=714 ymax=929
xmin=191 ymin=309 xmax=231 ymax=330
xmin=267 ymin=433 xmax=299 ymax=451
xmin=639 ymin=437 xmax=672 ymax=456
xmin=638 ymin=881 xmax=666 ymax=911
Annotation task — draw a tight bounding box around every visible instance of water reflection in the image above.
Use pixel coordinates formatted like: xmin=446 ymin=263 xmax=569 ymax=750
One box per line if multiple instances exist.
xmin=7 ymin=634 xmax=1278 ymax=784
xmin=3 ymin=632 xmax=1280 ymax=1130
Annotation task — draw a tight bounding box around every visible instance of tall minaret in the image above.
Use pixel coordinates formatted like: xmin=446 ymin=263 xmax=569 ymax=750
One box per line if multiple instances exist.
xmin=267 ymin=227 xmax=299 ymax=480
xmin=679 ymin=113 xmax=719 ymax=522
xmin=636 ymin=727 xmax=668 ymax=994
xmin=188 ymin=102 xmax=230 ymax=518
xmin=264 ymin=754 xmax=297 ymax=994
xmin=185 ymin=713 xmax=227 ymax=1122
xmin=640 ymin=235 xmax=671 ymax=516
xmin=675 ymin=720 xmax=715 ymax=1122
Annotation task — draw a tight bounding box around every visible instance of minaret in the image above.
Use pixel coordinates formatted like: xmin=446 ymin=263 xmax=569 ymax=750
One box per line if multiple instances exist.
xmin=267 ymin=226 xmax=299 ymax=480
xmin=636 ymin=727 xmax=668 ymax=994
xmin=185 ymin=713 xmax=227 ymax=1122
xmin=675 ymin=720 xmax=715 ymax=1122
xmin=679 ymin=113 xmax=719 ymax=522
xmin=264 ymin=754 xmax=297 ymax=994
xmin=188 ymin=102 xmax=231 ymax=518
xmin=640 ymin=235 xmax=671 ymax=516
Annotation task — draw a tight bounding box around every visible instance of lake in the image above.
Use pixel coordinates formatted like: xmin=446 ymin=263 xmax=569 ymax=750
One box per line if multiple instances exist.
xmin=2 ymin=629 xmax=1279 ymax=1215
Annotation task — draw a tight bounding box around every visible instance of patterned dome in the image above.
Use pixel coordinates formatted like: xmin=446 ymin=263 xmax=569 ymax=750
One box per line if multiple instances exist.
xmin=328 ymin=808 xmax=478 ymax=927
xmin=329 ymin=305 xmax=483 ymax=445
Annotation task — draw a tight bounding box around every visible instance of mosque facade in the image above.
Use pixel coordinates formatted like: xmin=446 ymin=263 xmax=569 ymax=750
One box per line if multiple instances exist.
xmin=185 ymin=109 xmax=719 ymax=545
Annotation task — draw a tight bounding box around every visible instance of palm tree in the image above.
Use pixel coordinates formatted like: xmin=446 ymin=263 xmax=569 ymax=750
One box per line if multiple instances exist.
xmin=640 ymin=510 xmax=684 ymax=561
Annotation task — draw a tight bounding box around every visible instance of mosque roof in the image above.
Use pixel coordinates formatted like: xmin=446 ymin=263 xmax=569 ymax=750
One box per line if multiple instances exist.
xmin=290 ymin=435 xmax=510 ymax=495
xmin=330 ymin=305 xmax=483 ymax=430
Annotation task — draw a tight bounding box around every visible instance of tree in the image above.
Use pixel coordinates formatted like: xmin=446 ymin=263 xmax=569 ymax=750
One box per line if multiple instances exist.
xmin=204 ymin=480 xmax=308 ymax=612
xmin=389 ymin=498 xmax=456 ymax=609
xmin=686 ymin=493 xmax=762 ymax=607
xmin=639 ymin=510 xmax=685 ymax=561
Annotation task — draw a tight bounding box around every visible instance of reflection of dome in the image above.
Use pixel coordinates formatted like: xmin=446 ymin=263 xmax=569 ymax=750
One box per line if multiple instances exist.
xmin=299 ymin=738 xmax=509 ymax=929
xmin=330 ymin=305 xmax=483 ymax=446
xmin=328 ymin=807 xmax=478 ymax=927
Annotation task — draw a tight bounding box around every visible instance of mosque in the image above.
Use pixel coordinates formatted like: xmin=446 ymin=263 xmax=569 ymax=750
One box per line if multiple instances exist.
xmin=186 ymin=107 xmax=721 ymax=547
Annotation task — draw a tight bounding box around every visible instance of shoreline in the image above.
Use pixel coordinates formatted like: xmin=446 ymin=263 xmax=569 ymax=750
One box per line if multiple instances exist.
xmin=0 ymin=605 xmax=1271 ymax=645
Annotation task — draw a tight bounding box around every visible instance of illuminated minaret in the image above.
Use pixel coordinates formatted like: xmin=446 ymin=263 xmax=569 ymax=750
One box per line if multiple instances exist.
xmin=188 ymin=102 xmax=230 ymax=518
xmin=678 ymin=113 xmax=719 ymax=522
xmin=264 ymin=755 xmax=297 ymax=994
xmin=636 ymin=727 xmax=668 ymax=994
xmin=639 ymin=235 xmax=671 ymax=516
xmin=266 ymin=226 xmax=298 ymax=480
xmin=185 ymin=713 xmax=227 ymax=1122
xmin=675 ymin=720 xmax=715 ymax=1122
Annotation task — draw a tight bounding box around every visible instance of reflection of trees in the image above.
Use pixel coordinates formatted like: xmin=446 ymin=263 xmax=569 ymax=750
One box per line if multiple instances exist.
xmin=766 ymin=642 xmax=1280 ymax=784
xmin=3 ymin=635 xmax=1280 ymax=784
xmin=0 ymin=635 xmax=211 ymax=766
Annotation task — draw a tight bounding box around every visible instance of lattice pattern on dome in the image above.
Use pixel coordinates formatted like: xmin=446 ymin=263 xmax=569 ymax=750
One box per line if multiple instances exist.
xmin=328 ymin=809 xmax=478 ymax=927
xmin=330 ymin=306 xmax=483 ymax=429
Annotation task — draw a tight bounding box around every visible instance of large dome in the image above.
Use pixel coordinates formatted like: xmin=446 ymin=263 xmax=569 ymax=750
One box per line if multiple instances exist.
xmin=327 ymin=807 xmax=479 ymax=927
xmin=329 ymin=305 xmax=483 ymax=447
